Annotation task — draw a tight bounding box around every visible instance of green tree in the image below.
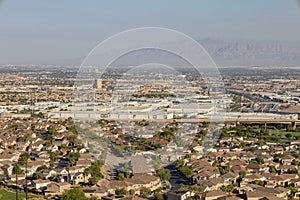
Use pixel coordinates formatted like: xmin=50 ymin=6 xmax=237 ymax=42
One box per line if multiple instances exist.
xmin=220 ymin=185 xmax=226 ymax=192
xmin=226 ymin=184 xmax=234 ymax=194
xmin=155 ymin=193 xmax=164 ymax=200
xmin=129 ymin=189 xmax=135 ymax=195
xmin=18 ymin=152 xmax=30 ymax=166
xmin=286 ymin=132 xmax=293 ymax=138
xmin=48 ymin=127 xmax=58 ymax=135
xmin=88 ymin=176 xmax=99 ymax=185
xmin=37 ymin=165 xmax=48 ymax=171
xmin=61 ymin=187 xmax=87 ymax=200
xmin=175 ymin=159 xmax=184 ymax=168
xmin=140 ymin=187 xmax=151 ymax=198
xmin=273 ymin=153 xmax=285 ymax=162
xmin=13 ymin=163 xmax=23 ymax=174
xmin=220 ymin=184 xmax=234 ymax=194
xmin=250 ymin=156 xmax=264 ymax=164
xmin=125 ymin=171 xmax=131 ymax=178
xmin=239 ymin=170 xmax=246 ymax=178
xmin=68 ymin=152 xmax=80 ymax=166
xmin=135 ymin=145 xmax=146 ymax=151
xmin=33 ymin=171 xmax=43 ymax=179
xmin=115 ymin=188 xmax=126 ymax=195
xmin=269 ymin=166 xmax=277 ymax=173
xmin=179 ymin=166 xmax=193 ymax=177
xmin=46 ymin=134 xmax=53 ymax=141
xmin=288 ymin=186 xmax=298 ymax=199
xmin=292 ymin=160 xmax=299 ymax=165
xmin=288 ymin=168 xmax=298 ymax=174
xmin=156 ymin=168 xmax=171 ymax=181
xmin=117 ymin=173 xmax=125 ymax=181
xmin=85 ymin=162 xmax=104 ymax=185
xmin=253 ymin=180 xmax=265 ymax=186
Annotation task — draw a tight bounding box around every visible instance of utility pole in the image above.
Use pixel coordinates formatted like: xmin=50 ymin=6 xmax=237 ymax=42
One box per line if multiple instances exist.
xmin=26 ymin=160 xmax=28 ymax=200
xmin=16 ymin=172 xmax=18 ymax=200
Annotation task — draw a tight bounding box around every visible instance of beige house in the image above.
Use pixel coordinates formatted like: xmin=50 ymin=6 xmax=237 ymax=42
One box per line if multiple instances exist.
xmin=45 ymin=182 xmax=71 ymax=195
xmin=83 ymin=186 xmax=108 ymax=199
xmin=72 ymin=172 xmax=91 ymax=184
xmin=167 ymin=189 xmax=195 ymax=200
xmin=32 ymin=179 xmax=51 ymax=191
xmin=203 ymin=190 xmax=226 ymax=200
xmin=98 ymin=173 xmax=161 ymax=195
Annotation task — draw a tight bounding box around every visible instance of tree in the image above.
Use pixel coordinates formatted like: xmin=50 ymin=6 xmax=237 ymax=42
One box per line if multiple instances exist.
xmin=48 ymin=174 xmax=57 ymax=181
xmin=88 ymin=176 xmax=99 ymax=185
xmin=288 ymin=186 xmax=298 ymax=199
xmin=288 ymin=168 xmax=298 ymax=174
xmin=18 ymin=152 xmax=30 ymax=166
xmin=273 ymin=153 xmax=285 ymax=163
xmin=33 ymin=171 xmax=42 ymax=179
xmin=85 ymin=162 xmax=104 ymax=185
xmin=135 ymin=145 xmax=146 ymax=151
xmin=69 ymin=134 xmax=78 ymax=144
xmin=249 ymin=147 xmax=258 ymax=153
xmin=239 ymin=170 xmax=246 ymax=178
xmin=220 ymin=185 xmax=226 ymax=192
xmin=227 ymin=184 xmax=234 ymax=193
xmin=13 ymin=163 xmax=23 ymax=174
xmin=253 ymin=180 xmax=265 ymax=186
xmin=218 ymin=165 xmax=230 ymax=175
xmin=48 ymin=127 xmax=58 ymax=135
xmin=269 ymin=166 xmax=277 ymax=173
xmin=37 ymin=165 xmax=48 ymax=171
xmin=285 ymin=133 xmax=293 ymax=139
xmin=46 ymin=134 xmax=53 ymax=141
xmin=155 ymin=193 xmax=164 ymax=200
xmin=175 ymin=159 xmax=184 ymax=168
xmin=125 ymin=171 xmax=131 ymax=178
xmin=117 ymin=173 xmax=125 ymax=181
xmin=250 ymin=156 xmax=264 ymax=165
xmin=129 ymin=189 xmax=135 ymax=195
xmin=61 ymin=187 xmax=87 ymax=200
xmin=220 ymin=184 xmax=234 ymax=194
xmin=115 ymin=188 xmax=126 ymax=195
xmin=140 ymin=187 xmax=151 ymax=198
xmin=292 ymin=160 xmax=299 ymax=165
xmin=179 ymin=166 xmax=193 ymax=177
xmin=292 ymin=153 xmax=299 ymax=159
xmin=68 ymin=152 xmax=80 ymax=166
xmin=156 ymin=168 xmax=171 ymax=181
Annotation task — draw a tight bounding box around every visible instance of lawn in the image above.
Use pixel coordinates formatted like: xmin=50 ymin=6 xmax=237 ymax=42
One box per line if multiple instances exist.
xmin=0 ymin=189 xmax=42 ymax=200
xmin=0 ymin=189 xmax=25 ymax=200
xmin=268 ymin=129 xmax=300 ymax=137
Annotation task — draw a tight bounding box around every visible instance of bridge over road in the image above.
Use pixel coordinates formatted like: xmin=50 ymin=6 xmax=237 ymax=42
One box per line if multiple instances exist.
xmin=166 ymin=118 xmax=299 ymax=130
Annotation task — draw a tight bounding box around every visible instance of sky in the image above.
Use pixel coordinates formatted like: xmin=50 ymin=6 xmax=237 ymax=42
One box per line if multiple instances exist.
xmin=0 ymin=0 xmax=300 ymax=65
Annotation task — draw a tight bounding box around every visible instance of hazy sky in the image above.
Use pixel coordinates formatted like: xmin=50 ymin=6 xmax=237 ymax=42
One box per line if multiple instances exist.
xmin=0 ymin=0 xmax=300 ymax=65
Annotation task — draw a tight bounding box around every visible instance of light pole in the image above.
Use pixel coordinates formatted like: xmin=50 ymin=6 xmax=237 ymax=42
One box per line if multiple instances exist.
xmin=15 ymin=171 xmax=18 ymax=200
xmin=25 ymin=160 xmax=28 ymax=200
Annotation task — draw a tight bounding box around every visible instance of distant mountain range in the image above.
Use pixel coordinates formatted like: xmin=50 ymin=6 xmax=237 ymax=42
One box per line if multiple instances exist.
xmin=106 ymin=38 xmax=300 ymax=67
xmin=199 ymin=39 xmax=300 ymax=66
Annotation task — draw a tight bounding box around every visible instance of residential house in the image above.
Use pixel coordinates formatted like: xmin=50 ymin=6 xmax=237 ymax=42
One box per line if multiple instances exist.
xmin=203 ymin=190 xmax=226 ymax=200
xmin=167 ymin=189 xmax=195 ymax=200
xmin=32 ymin=179 xmax=51 ymax=191
xmin=45 ymin=182 xmax=71 ymax=195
